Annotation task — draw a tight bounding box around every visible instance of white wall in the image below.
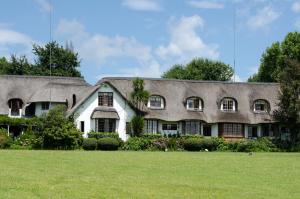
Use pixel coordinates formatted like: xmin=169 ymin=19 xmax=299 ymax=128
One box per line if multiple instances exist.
xmin=73 ymin=83 xmax=135 ymax=140
xmin=211 ymin=124 xmax=218 ymax=137
xmin=35 ymin=102 xmax=62 ymax=117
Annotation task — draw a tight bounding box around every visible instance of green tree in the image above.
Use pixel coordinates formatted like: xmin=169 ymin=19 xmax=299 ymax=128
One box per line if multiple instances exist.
xmin=130 ymin=78 xmax=150 ymax=136
xmin=130 ymin=78 xmax=150 ymax=110
xmin=39 ymin=105 xmax=82 ymax=149
xmin=0 ymin=55 xmax=32 ymax=75
xmin=274 ymin=60 xmax=300 ymax=148
xmin=0 ymin=41 xmax=82 ymax=77
xmin=249 ymin=32 xmax=300 ymax=82
xmin=162 ymin=58 xmax=234 ymax=81
xmin=33 ymin=41 xmax=81 ymax=77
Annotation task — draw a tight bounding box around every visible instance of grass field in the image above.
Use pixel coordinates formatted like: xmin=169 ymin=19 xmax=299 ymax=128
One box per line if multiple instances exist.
xmin=0 ymin=151 xmax=299 ymax=199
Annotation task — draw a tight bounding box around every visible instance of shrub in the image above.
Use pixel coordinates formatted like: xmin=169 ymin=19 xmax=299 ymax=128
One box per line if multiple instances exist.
xmin=122 ymin=137 xmax=152 ymax=151
xmin=0 ymin=128 xmax=12 ymax=149
xmin=182 ymin=137 xmax=219 ymax=151
xmin=13 ymin=128 xmax=42 ymax=149
xmin=131 ymin=115 xmax=144 ymax=136
xmin=182 ymin=138 xmax=203 ymax=151
xmin=152 ymin=137 xmax=168 ymax=151
xmin=88 ymin=132 xmax=119 ymax=139
xmin=97 ymin=137 xmax=119 ymax=151
xmin=39 ymin=105 xmax=83 ymax=149
xmin=228 ymin=138 xmax=279 ymax=152
xmin=82 ymin=138 xmax=97 ymax=150
xmin=141 ymin=134 xmax=161 ymax=139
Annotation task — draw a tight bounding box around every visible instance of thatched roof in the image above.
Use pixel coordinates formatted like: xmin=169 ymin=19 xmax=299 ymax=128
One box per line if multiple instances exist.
xmin=93 ymin=77 xmax=280 ymax=124
xmin=0 ymin=75 xmax=92 ymax=115
xmin=91 ymin=107 xmax=119 ymax=119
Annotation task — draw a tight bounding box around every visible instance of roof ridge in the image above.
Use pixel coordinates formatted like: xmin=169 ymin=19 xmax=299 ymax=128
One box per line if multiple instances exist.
xmin=0 ymin=74 xmax=85 ymax=80
xmin=100 ymin=76 xmax=280 ymax=85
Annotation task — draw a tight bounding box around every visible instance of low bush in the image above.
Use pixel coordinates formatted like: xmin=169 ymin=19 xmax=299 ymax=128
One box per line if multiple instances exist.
xmin=122 ymin=137 xmax=152 ymax=151
xmin=182 ymin=138 xmax=219 ymax=151
xmin=13 ymin=128 xmax=42 ymax=149
xmin=88 ymin=132 xmax=119 ymax=139
xmin=82 ymin=138 xmax=97 ymax=150
xmin=182 ymin=138 xmax=203 ymax=151
xmin=97 ymin=137 xmax=119 ymax=151
xmin=141 ymin=134 xmax=161 ymax=139
xmin=227 ymin=137 xmax=279 ymax=152
xmin=0 ymin=128 xmax=12 ymax=149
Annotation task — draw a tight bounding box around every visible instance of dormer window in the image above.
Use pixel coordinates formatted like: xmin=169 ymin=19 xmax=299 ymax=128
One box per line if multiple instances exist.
xmin=221 ymin=98 xmax=236 ymax=111
xmin=148 ymin=95 xmax=164 ymax=109
xmin=254 ymin=100 xmax=269 ymax=113
xmin=186 ymin=97 xmax=202 ymax=111
xmin=98 ymin=92 xmax=113 ymax=107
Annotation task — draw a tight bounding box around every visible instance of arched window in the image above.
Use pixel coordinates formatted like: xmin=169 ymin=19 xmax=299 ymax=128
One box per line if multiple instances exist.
xmin=254 ymin=99 xmax=269 ymax=113
xmin=186 ymin=97 xmax=203 ymax=111
xmin=220 ymin=98 xmax=237 ymax=111
xmin=147 ymin=95 xmax=165 ymax=109
xmin=72 ymin=94 xmax=76 ymax=108
xmin=8 ymin=98 xmax=23 ymax=116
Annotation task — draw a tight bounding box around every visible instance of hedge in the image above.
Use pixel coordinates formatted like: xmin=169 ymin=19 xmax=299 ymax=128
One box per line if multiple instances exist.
xmin=97 ymin=137 xmax=119 ymax=151
xmin=82 ymin=138 xmax=97 ymax=150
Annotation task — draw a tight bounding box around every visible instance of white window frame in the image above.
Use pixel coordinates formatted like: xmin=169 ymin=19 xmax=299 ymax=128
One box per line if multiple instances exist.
xmin=147 ymin=96 xmax=164 ymax=109
xmin=221 ymin=98 xmax=236 ymax=111
xmin=254 ymin=100 xmax=268 ymax=113
xmin=186 ymin=98 xmax=202 ymax=111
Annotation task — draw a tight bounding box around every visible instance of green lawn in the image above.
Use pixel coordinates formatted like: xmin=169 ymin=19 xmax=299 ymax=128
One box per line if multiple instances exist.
xmin=0 ymin=151 xmax=299 ymax=199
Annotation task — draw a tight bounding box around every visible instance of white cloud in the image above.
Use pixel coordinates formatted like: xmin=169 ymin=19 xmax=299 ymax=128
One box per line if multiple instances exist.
xmin=247 ymin=6 xmax=280 ymax=30
xmin=156 ymin=15 xmax=219 ymax=62
xmin=188 ymin=0 xmax=224 ymax=9
xmin=56 ymin=19 xmax=161 ymax=77
xmin=56 ymin=16 xmax=221 ymax=79
xmin=122 ymin=0 xmax=161 ymax=11
xmin=292 ymin=1 xmax=300 ymax=13
xmin=0 ymin=27 xmax=35 ymax=59
xmin=33 ymin=0 xmax=52 ymax=13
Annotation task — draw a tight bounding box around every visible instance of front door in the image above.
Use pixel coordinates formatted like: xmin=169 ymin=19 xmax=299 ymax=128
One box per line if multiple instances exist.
xmin=248 ymin=126 xmax=258 ymax=138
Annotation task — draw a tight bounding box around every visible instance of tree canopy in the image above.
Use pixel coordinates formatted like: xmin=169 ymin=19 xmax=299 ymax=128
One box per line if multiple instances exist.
xmin=162 ymin=58 xmax=234 ymax=81
xmin=248 ymin=32 xmax=300 ymax=82
xmin=274 ymin=60 xmax=300 ymax=148
xmin=0 ymin=41 xmax=82 ymax=77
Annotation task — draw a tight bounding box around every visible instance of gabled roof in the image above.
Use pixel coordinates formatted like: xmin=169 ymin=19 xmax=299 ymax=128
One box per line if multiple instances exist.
xmin=94 ymin=77 xmax=280 ymax=124
xmin=0 ymin=75 xmax=92 ymax=115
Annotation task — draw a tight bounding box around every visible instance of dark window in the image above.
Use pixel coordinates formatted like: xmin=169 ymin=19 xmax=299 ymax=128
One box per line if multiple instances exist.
xmin=72 ymin=94 xmax=76 ymax=108
xmin=162 ymin=123 xmax=177 ymax=131
xmin=262 ymin=124 xmax=270 ymax=137
xmin=80 ymin=121 xmax=85 ymax=132
xmin=96 ymin=119 xmax=116 ymax=132
xmin=254 ymin=100 xmax=268 ymax=112
xmin=144 ymin=120 xmax=158 ymax=134
xmin=248 ymin=126 xmax=258 ymax=138
xmin=203 ymin=125 xmax=212 ymax=136
xmin=8 ymin=99 xmax=23 ymax=116
xmin=98 ymin=92 xmax=113 ymax=107
xmin=149 ymin=96 xmax=163 ymax=108
xmin=41 ymin=102 xmax=50 ymax=110
xmin=221 ymin=123 xmax=243 ymax=137
xmin=126 ymin=122 xmax=132 ymax=135
xmin=187 ymin=98 xmax=201 ymax=110
xmin=184 ymin=121 xmax=199 ymax=134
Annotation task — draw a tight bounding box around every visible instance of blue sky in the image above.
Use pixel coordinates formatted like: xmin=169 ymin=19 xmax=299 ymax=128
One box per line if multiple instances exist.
xmin=0 ymin=0 xmax=299 ymax=84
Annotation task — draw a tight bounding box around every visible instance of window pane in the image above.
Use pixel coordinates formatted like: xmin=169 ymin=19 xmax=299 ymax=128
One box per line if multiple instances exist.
xmin=98 ymin=92 xmax=113 ymax=107
xmin=222 ymin=123 xmax=243 ymax=137
xmin=149 ymin=96 xmax=163 ymax=108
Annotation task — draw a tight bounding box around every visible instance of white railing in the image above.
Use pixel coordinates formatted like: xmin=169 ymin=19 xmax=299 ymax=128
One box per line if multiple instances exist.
xmin=8 ymin=108 xmax=22 ymax=118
